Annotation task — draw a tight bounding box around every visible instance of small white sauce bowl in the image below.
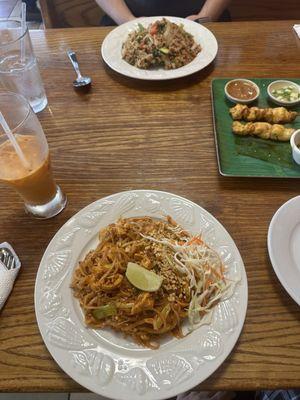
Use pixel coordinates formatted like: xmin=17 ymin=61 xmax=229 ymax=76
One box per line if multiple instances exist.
xmin=224 ymin=79 xmax=260 ymax=104
xmin=267 ymin=80 xmax=300 ymax=107
xmin=290 ymin=129 xmax=300 ymax=165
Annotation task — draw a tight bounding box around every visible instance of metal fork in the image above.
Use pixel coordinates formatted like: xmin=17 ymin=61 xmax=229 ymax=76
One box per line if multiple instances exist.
xmin=0 ymin=247 xmax=16 ymax=270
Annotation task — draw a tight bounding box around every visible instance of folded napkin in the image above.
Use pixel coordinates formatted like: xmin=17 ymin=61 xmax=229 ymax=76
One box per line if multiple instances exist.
xmin=0 ymin=242 xmax=21 ymax=310
xmin=293 ymin=25 xmax=300 ymax=38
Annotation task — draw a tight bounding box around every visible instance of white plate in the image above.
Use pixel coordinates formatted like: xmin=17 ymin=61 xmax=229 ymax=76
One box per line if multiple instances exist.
xmin=35 ymin=190 xmax=247 ymax=400
xmin=101 ymin=17 xmax=218 ymax=80
xmin=268 ymin=196 xmax=300 ymax=305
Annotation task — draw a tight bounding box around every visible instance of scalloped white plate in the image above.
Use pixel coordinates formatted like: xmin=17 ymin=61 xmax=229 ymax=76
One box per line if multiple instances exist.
xmin=268 ymin=196 xmax=300 ymax=305
xmin=101 ymin=17 xmax=218 ymax=80
xmin=35 ymin=190 xmax=247 ymax=400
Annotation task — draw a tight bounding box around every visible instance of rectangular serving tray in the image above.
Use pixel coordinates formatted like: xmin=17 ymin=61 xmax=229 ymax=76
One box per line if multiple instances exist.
xmin=211 ymin=78 xmax=300 ymax=178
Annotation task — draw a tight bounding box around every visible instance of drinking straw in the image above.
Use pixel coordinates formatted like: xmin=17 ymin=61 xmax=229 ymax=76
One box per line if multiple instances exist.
xmin=20 ymin=2 xmax=26 ymax=64
xmin=0 ymin=111 xmax=30 ymax=169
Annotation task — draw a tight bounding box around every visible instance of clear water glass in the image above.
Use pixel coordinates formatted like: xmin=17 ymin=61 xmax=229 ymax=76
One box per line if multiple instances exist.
xmin=0 ymin=20 xmax=47 ymax=113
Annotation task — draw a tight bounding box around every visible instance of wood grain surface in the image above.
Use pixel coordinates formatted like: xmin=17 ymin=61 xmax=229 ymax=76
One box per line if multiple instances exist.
xmin=0 ymin=21 xmax=300 ymax=393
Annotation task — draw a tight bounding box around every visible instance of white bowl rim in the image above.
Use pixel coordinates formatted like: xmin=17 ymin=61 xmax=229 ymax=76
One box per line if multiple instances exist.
xmin=267 ymin=80 xmax=300 ymax=105
xmin=290 ymin=129 xmax=300 ymax=150
xmin=224 ymin=78 xmax=260 ymax=103
xmin=267 ymin=195 xmax=300 ymax=306
xmin=290 ymin=129 xmax=300 ymax=165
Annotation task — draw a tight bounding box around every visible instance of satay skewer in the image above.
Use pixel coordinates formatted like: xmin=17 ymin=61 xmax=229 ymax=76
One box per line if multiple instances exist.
xmin=230 ymin=103 xmax=297 ymax=124
xmin=232 ymin=121 xmax=295 ymax=142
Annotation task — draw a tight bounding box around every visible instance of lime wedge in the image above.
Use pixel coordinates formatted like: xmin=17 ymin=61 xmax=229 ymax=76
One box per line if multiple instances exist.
xmin=126 ymin=262 xmax=163 ymax=292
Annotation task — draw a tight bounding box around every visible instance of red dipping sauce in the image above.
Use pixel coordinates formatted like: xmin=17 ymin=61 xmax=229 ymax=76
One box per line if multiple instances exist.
xmin=226 ymin=80 xmax=257 ymax=100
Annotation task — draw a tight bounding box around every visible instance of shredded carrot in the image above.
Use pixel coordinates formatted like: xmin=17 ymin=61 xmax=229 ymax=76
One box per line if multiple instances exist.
xmin=187 ymin=236 xmax=203 ymax=246
xmin=210 ymin=268 xmax=224 ymax=280
xmin=205 ymin=279 xmax=213 ymax=291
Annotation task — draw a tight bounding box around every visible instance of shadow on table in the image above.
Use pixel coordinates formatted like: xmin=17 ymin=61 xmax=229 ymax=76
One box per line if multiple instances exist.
xmin=102 ymin=59 xmax=215 ymax=91
xmin=264 ymin=248 xmax=300 ymax=321
xmin=217 ymin=175 xmax=299 ymax=194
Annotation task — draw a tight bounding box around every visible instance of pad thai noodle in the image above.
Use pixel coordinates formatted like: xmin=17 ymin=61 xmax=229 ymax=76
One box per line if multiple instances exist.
xmin=122 ymin=18 xmax=201 ymax=70
xmin=71 ymin=216 xmax=230 ymax=349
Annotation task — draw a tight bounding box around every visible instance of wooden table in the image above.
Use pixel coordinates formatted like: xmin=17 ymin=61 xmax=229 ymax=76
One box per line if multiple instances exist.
xmin=0 ymin=21 xmax=300 ymax=393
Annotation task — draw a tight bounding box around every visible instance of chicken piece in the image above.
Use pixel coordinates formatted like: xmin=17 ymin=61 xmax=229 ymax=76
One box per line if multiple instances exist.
xmin=229 ymin=104 xmax=248 ymax=120
xmin=232 ymin=121 xmax=294 ymax=141
xmin=131 ymin=292 xmax=154 ymax=315
xmin=229 ymin=104 xmax=297 ymax=124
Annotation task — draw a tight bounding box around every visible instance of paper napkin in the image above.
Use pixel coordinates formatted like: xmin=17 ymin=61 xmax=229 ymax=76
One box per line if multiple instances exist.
xmin=0 ymin=242 xmax=21 ymax=310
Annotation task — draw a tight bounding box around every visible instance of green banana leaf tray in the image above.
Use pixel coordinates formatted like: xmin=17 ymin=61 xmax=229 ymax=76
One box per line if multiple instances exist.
xmin=211 ymin=78 xmax=300 ymax=177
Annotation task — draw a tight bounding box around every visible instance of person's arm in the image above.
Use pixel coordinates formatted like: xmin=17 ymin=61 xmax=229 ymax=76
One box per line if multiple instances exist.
xmin=187 ymin=0 xmax=231 ymax=22
xmin=95 ymin=0 xmax=135 ymax=24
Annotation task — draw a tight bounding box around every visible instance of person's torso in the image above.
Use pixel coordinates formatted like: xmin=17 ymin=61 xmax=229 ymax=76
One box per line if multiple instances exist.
xmin=124 ymin=0 xmax=206 ymax=18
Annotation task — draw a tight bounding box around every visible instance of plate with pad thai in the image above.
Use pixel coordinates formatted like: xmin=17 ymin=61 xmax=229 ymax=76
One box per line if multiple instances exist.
xmin=101 ymin=17 xmax=218 ymax=80
xmin=35 ymin=190 xmax=247 ymax=400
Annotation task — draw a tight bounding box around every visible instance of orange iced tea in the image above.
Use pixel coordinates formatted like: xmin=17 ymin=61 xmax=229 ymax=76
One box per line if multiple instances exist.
xmin=0 ymin=135 xmax=57 ymax=205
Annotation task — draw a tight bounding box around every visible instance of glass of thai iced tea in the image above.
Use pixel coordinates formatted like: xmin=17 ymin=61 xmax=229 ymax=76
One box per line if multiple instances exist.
xmin=0 ymin=92 xmax=67 ymax=218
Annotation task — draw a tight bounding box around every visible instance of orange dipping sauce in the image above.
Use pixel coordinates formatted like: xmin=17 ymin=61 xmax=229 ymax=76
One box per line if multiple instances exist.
xmin=226 ymin=80 xmax=258 ymax=100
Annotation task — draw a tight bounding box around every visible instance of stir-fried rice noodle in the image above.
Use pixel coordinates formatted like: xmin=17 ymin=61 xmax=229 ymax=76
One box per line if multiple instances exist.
xmin=71 ymin=216 xmax=232 ymax=349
